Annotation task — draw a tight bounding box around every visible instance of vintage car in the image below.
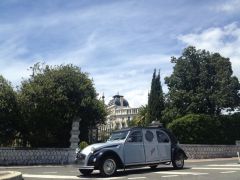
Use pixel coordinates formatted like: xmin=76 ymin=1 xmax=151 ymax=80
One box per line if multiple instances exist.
xmin=75 ymin=125 xmax=187 ymax=176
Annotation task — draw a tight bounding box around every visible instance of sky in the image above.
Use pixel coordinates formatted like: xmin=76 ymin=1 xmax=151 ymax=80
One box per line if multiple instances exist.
xmin=0 ymin=0 xmax=240 ymax=107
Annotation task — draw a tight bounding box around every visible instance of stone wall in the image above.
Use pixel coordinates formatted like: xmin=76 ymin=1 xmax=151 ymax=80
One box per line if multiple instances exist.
xmin=180 ymin=144 xmax=240 ymax=159
xmin=0 ymin=148 xmax=74 ymax=165
xmin=0 ymin=145 xmax=240 ymax=165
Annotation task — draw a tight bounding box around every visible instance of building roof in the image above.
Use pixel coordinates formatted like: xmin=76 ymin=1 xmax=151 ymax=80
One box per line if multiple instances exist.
xmin=108 ymin=94 xmax=129 ymax=107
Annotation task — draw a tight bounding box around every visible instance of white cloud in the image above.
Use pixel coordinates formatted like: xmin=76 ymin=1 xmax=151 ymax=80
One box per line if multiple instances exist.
xmin=2 ymin=0 xmax=217 ymax=107
xmin=178 ymin=23 xmax=240 ymax=78
xmin=214 ymin=0 xmax=240 ymax=13
xmin=88 ymin=53 xmax=172 ymax=107
xmin=125 ymin=89 xmax=149 ymax=108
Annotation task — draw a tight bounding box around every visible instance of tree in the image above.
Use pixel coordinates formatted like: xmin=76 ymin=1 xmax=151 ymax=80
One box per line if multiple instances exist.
xmin=0 ymin=75 xmax=18 ymax=146
xmin=165 ymin=46 xmax=240 ymax=119
xmin=147 ymin=69 xmax=164 ymax=124
xmin=128 ymin=105 xmax=149 ymax=127
xmin=18 ymin=63 xmax=107 ymax=147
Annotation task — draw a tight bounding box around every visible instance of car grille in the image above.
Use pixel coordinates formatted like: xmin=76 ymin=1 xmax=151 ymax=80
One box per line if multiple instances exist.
xmin=76 ymin=153 xmax=86 ymax=165
xmin=77 ymin=153 xmax=85 ymax=160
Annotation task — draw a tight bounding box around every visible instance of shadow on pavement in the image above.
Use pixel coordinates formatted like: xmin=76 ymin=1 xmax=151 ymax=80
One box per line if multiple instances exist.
xmin=77 ymin=166 xmax=191 ymax=178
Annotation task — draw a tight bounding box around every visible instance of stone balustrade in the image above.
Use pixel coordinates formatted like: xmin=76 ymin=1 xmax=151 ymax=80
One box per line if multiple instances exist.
xmin=0 ymin=148 xmax=72 ymax=165
xmin=180 ymin=144 xmax=240 ymax=159
xmin=0 ymin=144 xmax=240 ymax=165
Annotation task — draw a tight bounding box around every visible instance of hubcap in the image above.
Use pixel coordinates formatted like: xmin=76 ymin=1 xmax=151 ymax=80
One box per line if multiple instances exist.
xmin=175 ymin=154 xmax=184 ymax=167
xmin=103 ymin=159 xmax=116 ymax=175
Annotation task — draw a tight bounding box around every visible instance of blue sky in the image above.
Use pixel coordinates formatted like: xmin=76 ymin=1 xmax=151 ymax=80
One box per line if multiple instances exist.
xmin=1 ymin=0 xmax=240 ymax=107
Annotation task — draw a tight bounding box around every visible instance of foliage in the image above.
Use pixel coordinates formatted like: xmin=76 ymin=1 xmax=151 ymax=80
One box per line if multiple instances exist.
xmin=218 ymin=113 xmax=240 ymax=144
xmin=128 ymin=105 xmax=149 ymax=127
xmin=147 ymin=69 xmax=164 ymax=124
xmin=79 ymin=141 xmax=88 ymax=150
xmin=0 ymin=75 xmax=19 ymax=146
xmin=161 ymin=94 xmax=180 ymax=126
xmin=18 ymin=63 xmax=107 ymax=147
xmin=168 ymin=114 xmax=219 ymax=144
xmin=168 ymin=114 xmax=240 ymax=144
xmin=99 ymin=131 xmax=109 ymax=142
xmin=165 ymin=46 xmax=240 ymax=120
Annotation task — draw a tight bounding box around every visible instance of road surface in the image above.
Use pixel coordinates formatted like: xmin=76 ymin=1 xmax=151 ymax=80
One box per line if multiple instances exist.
xmin=0 ymin=158 xmax=239 ymax=180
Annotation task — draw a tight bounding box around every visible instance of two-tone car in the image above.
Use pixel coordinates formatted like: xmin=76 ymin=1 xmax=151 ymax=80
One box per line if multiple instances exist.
xmin=75 ymin=125 xmax=187 ymax=176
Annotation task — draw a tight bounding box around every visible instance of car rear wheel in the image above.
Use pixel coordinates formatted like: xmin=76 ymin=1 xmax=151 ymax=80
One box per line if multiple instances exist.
xmin=100 ymin=157 xmax=117 ymax=177
xmin=79 ymin=169 xmax=93 ymax=176
xmin=172 ymin=152 xmax=184 ymax=169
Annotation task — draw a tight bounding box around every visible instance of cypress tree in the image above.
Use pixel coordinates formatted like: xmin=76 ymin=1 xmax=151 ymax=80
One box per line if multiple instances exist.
xmin=148 ymin=69 xmax=164 ymax=124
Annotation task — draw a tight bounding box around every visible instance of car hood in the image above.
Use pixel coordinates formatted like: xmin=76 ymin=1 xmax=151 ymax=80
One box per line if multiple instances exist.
xmin=81 ymin=140 xmax=124 ymax=155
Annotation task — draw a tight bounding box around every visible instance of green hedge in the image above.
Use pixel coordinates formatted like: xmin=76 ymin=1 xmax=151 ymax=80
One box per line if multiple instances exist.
xmin=167 ymin=113 xmax=240 ymax=145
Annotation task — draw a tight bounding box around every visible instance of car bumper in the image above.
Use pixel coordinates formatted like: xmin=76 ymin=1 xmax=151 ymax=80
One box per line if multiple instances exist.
xmin=75 ymin=154 xmax=95 ymax=170
xmin=79 ymin=166 xmax=94 ymax=170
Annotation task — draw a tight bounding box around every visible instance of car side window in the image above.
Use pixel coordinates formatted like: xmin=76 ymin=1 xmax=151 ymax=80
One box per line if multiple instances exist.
xmin=145 ymin=130 xmax=154 ymax=142
xmin=156 ymin=131 xmax=170 ymax=143
xmin=128 ymin=130 xmax=142 ymax=142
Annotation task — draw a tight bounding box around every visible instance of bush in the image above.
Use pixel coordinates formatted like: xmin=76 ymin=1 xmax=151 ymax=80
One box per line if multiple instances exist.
xmin=218 ymin=113 xmax=240 ymax=144
xmin=167 ymin=113 xmax=240 ymax=145
xmin=168 ymin=114 xmax=220 ymax=144
xmin=79 ymin=141 xmax=88 ymax=150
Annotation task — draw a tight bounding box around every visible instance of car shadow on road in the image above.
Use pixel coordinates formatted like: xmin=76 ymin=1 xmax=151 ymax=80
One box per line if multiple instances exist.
xmin=77 ymin=166 xmax=191 ymax=179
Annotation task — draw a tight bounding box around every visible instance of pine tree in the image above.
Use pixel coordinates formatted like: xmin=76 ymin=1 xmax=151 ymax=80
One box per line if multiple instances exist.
xmin=147 ymin=69 xmax=164 ymax=124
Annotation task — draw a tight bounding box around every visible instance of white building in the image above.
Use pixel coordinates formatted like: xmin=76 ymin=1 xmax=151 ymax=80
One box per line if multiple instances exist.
xmin=98 ymin=94 xmax=139 ymax=135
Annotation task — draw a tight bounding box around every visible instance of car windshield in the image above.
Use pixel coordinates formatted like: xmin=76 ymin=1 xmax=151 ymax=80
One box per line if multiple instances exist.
xmin=108 ymin=130 xmax=129 ymax=141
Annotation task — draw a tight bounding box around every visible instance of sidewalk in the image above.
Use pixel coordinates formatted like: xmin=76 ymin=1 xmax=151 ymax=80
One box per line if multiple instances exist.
xmin=186 ymin=157 xmax=239 ymax=162
xmin=0 ymin=171 xmax=22 ymax=180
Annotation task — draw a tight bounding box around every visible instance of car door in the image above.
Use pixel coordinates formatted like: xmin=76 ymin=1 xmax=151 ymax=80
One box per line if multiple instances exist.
xmin=156 ymin=130 xmax=171 ymax=161
xmin=124 ymin=130 xmax=145 ymax=165
xmin=143 ymin=129 xmax=160 ymax=163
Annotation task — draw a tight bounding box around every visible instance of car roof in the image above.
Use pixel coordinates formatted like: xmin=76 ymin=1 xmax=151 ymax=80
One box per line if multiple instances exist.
xmin=114 ymin=124 xmax=164 ymax=131
xmin=113 ymin=125 xmax=178 ymax=145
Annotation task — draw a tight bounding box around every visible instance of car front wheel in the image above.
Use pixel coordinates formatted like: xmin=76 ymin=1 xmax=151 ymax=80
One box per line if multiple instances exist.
xmin=100 ymin=157 xmax=117 ymax=176
xmin=172 ymin=153 xmax=184 ymax=169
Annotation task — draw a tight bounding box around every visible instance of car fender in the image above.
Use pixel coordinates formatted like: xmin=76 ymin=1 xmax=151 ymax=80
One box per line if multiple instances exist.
xmin=172 ymin=146 xmax=188 ymax=160
xmin=88 ymin=149 xmax=124 ymax=169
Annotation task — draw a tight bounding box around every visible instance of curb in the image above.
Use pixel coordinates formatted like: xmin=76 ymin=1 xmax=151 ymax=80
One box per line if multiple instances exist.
xmin=0 ymin=171 xmax=22 ymax=180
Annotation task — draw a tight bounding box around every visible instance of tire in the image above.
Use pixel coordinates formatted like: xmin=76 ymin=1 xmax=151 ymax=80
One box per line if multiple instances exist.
xmin=100 ymin=156 xmax=117 ymax=177
xmin=150 ymin=165 xmax=158 ymax=169
xmin=172 ymin=152 xmax=184 ymax=169
xmin=79 ymin=169 xmax=93 ymax=176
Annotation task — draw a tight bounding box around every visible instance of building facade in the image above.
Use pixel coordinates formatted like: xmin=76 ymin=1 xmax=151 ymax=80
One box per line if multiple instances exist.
xmin=98 ymin=94 xmax=139 ymax=140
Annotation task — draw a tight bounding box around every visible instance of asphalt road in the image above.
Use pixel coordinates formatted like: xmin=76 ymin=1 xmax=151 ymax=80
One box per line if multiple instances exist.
xmin=0 ymin=158 xmax=240 ymax=180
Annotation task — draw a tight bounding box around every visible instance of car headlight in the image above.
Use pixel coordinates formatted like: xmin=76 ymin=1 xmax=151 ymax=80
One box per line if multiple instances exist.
xmin=75 ymin=148 xmax=80 ymax=154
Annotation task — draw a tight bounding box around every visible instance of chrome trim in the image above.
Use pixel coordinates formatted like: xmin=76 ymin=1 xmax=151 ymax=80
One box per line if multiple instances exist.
xmin=79 ymin=166 xmax=94 ymax=170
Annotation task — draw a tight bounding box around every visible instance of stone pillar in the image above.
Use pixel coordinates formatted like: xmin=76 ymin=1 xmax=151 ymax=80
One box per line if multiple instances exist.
xmin=236 ymin=140 xmax=240 ymax=146
xmin=70 ymin=118 xmax=80 ymax=149
xmin=68 ymin=118 xmax=80 ymax=164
